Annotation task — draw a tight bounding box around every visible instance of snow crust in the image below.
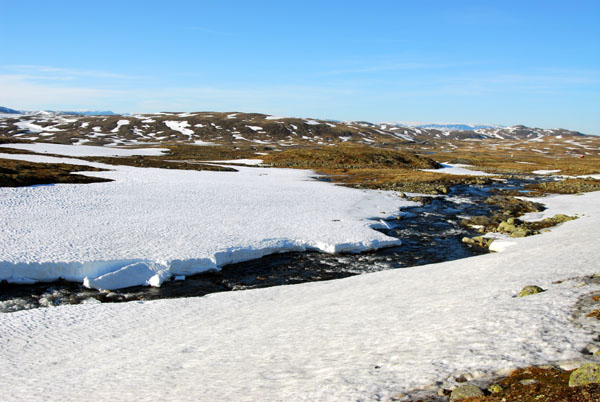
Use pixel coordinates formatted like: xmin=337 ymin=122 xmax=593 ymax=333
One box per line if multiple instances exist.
xmin=1 ymin=143 xmax=168 ymax=157
xmin=1 ymin=191 xmax=599 ymax=401
xmin=0 ymin=153 xmax=411 ymax=289
xmin=422 ymin=163 xmax=495 ymax=176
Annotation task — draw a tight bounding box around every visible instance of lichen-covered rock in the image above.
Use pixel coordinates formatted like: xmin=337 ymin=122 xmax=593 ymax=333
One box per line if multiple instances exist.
xmin=462 ymin=236 xmax=493 ymax=248
xmin=518 ymin=285 xmax=545 ymax=297
xmin=569 ymin=363 xmax=600 ymax=387
xmin=449 ymin=384 xmax=484 ymax=401
xmin=487 ymin=384 xmax=503 ymax=394
xmin=497 ymin=221 xmax=517 ymax=233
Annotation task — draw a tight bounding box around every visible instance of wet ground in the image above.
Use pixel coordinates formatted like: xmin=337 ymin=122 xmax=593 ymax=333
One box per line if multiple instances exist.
xmin=0 ymin=178 xmax=539 ymax=313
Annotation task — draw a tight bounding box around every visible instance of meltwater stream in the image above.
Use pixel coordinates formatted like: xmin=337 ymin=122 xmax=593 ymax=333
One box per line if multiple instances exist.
xmin=0 ymin=179 xmax=533 ymax=313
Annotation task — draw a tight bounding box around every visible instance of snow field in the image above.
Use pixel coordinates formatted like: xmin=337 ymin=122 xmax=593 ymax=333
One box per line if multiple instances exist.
xmin=1 ymin=191 xmax=599 ymax=401
xmin=0 ymin=150 xmax=413 ymax=289
xmin=1 ymin=142 xmax=168 ymax=157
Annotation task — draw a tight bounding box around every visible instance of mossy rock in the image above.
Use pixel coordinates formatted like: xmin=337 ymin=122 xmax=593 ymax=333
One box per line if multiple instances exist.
xmin=551 ymin=214 xmax=576 ymax=224
xmin=450 ymin=384 xmax=484 ymax=401
xmin=518 ymin=285 xmax=545 ymax=297
xmin=510 ymin=228 xmax=532 ymax=238
xmin=497 ymin=221 xmax=517 ymax=233
xmin=569 ymin=363 xmax=600 ymax=387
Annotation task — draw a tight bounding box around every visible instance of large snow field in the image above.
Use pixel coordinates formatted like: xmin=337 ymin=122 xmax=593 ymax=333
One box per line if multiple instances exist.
xmin=1 ymin=191 xmax=599 ymax=401
xmin=0 ymin=150 xmax=413 ymax=289
xmin=1 ymin=142 xmax=168 ymax=157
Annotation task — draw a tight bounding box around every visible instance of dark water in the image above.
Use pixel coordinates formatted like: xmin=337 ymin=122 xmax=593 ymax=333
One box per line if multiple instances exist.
xmin=0 ymin=178 xmax=534 ymax=313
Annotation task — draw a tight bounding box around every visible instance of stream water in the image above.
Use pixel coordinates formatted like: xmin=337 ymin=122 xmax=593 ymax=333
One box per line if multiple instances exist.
xmin=0 ymin=178 xmax=537 ymax=313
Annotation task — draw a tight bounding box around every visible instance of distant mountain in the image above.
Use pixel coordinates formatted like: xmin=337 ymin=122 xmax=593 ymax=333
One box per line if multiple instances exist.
xmin=0 ymin=110 xmax=588 ymax=146
xmin=0 ymin=106 xmax=22 ymax=114
xmin=0 ymin=107 xmax=119 ymax=116
xmin=53 ymin=110 xmax=120 ymax=116
xmin=381 ymin=122 xmax=501 ymax=131
xmin=414 ymin=123 xmax=501 ymax=131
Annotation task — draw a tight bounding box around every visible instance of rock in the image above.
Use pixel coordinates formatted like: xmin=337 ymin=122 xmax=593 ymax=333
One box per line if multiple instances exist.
xmin=518 ymin=285 xmax=545 ymax=297
xmin=449 ymin=384 xmax=484 ymax=401
xmin=569 ymin=363 xmax=600 ymax=387
xmin=510 ymin=228 xmax=531 ymax=238
xmin=487 ymin=384 xmax=503 ymax=394
xmin=462 ymin=236 xmax=475 ymax=245
xmin=462 ymin=236 xmax=493 ymax=248
xmin=519 ymin=379 xmax=538 ymax=385
xmin=507 ymin=217 xmax=523 ymax=225
xmin=497 ymin=221 xmax=517 ymax=233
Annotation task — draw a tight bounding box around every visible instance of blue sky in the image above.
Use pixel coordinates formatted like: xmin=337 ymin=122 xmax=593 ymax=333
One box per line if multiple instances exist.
xmin=1 ymin=1 xmax=599 ymax=134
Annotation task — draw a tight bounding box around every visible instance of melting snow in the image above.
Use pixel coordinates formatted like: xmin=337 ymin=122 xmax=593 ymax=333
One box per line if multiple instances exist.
xmin=110 ymin=120 xmax=130 ymax=133
xmin=305 ymin=119 xmax=321 ymax=125
xmin=164 ymin=121 xmax=194 ymax=136
xmin=423 ymin=163 xmax=495 ymax=176
xmin=533 ymin=169 xmax=561 ymax=175
xmin=0 ymin=154 xmax=410 ymax=289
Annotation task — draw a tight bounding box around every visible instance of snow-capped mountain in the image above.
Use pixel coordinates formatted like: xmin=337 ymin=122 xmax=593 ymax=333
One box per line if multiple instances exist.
xmin=0 ymin=106 xmax=118 ymax=116
xmin=0 ymin=109 xmax=588 ymax=148
xmin=381 ymin=122 xmax=502 ymax=131
xmin=0 ymin=106 xmax=22 ymax=114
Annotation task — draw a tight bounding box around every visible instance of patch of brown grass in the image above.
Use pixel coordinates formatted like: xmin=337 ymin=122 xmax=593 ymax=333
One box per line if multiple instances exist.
xmin=263 ymin=145 xmax=441 ymax=170
xmin=0 ymin=158 xmax=112 ymax=187
xmin=525 ymin=178 xmax=600 ymax=196
xmin=403 ymin=137 xmax=600 ymax=176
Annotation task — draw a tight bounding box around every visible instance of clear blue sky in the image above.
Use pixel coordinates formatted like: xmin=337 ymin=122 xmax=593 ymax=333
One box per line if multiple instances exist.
xmin=1 ymin=0 xmax=599 ymax=134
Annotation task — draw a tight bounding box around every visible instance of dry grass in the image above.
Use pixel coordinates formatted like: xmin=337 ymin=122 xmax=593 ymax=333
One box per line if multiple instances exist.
xmin=263 ymin=145 xmax=440 ymax=170
xmin=405 ymin=137 xmax=600 ymax=176
xmin=261 ymin=145 xmax=484 ymax=194
xmin=0 ymin=158 xmax=112 ymax=187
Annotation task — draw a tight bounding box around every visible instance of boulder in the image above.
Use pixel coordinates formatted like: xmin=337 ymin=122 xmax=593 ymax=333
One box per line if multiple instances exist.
xmin=449 ymin=384 xmax=484 ymax=401
xmin=569 ymin=363 xmax=600 ymax=387
xmin=518 ymin=285 xmax=545 ymax=297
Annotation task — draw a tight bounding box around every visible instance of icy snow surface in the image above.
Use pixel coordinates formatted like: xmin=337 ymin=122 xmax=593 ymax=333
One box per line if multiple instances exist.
xmin=0 ymin=152 xmax=410 ymax=289
xmin=1 ymin=143 xmax=168 ymax=157
xmin=1 ymin=191 xmax=599 ymax=401
xmin=422 ymin=163 xmax=495 ymax=176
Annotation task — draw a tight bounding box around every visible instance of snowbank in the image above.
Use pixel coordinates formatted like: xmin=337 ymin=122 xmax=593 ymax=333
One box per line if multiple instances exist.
xmin=0 ymin=191 xmax=599 ymax=401
xmin=0 ymin=152 xmax=413 ymax=290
